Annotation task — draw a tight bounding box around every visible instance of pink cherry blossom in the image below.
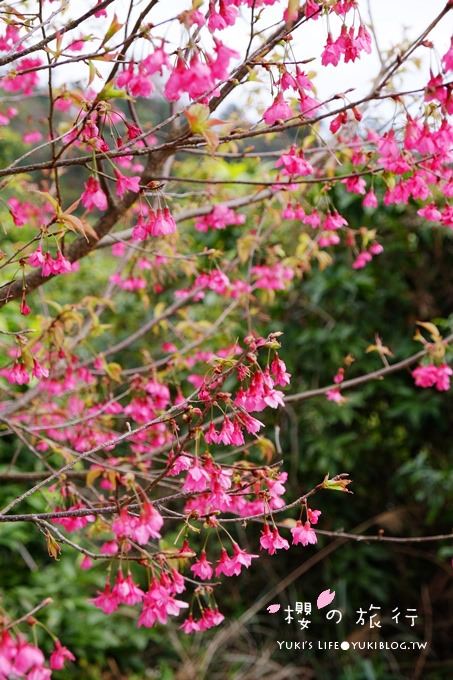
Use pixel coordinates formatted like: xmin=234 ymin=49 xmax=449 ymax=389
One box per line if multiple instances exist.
xmin=291 ymin=520 xmax=318 ymax=546
xmin=191 ymin=550 xmax=213 ymax=580
xmin=307 ymin=508 xmax=322 ymax=524
xmin=326 ymin=387 xmax=345 ymax=403
xmin=275 ymin=146 xmax=314 ymax=176
xmin=23 ymin=130 xmax=42 ymax=144
xmin=114 ymin=170 xmax=141 ymax=197
xmin=208 ymin=0 xmax=239 ymax=31
xmin=418 ymin=204 xmax=442 ymax=222
xmin=412 ymin=364 xmax=452 ymax=391
xmin=252 ymin=264 xmax=294 ymax=291
xmin=138 ymin=578 xmax=188 ymax=628
xmin=270 ymin=356 xmax=291 ymax=386
xmin=198 ymin=607 xmax=224 ymax=630
xmin=259 ymin=525 xmax=289 ymax=555
xmin=49 ymin=641 xmax=76 ymax=670
xmin=321 ymin=33 xmax=342 ymax=67
xmin=180 ymin=615 xmax=201 ymax=633
xmin=195 ymin=204 xmax=245 ymax=232
xmin=0 ymin=57 xmax=42 ymax=95
xmin=363 ymin=190 xmax=378 ymax=208
xmin=263 ymin=93 xmax=292 ymax=126
xmin=81 ymin=177 xmax=108 ymax=211
xmin=183 ymin=460 xmax=210 ymax=493
xmin=92 ymin=583 xmax=120 ymax=614
xmin=7 ymin=197 xmax=31 ymax=227
xmin=209 ymin=39 xmax=240 ymax=79
xmin=112 ymin=573 xmax=145 ymax=605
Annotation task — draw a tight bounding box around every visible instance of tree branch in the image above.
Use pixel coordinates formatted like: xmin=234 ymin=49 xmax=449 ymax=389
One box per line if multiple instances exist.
xmin=97 ymin=188 xmax=274 ymax=248
xmin=0 ymin=0 xmax=116 ymax=68
xmin=285 ymin=334 xmax=453 ymax=403
xmin=0 ymin=147 xmax=174 ymax=308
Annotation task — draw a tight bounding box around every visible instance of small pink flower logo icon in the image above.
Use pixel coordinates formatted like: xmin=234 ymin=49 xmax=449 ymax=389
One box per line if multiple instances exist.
xmin=317 ymin=589 xmax=336 ymax=609
xmin=267 ymin=604 xmax=281 ymax=614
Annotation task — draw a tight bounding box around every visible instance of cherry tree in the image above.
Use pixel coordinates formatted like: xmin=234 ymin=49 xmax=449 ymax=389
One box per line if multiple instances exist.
xmin=0 ymin=0 xmax=451 ymax=675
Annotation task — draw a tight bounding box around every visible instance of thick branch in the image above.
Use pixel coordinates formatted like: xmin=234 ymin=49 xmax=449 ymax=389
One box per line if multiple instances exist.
xmin=0 ymin=148 xmax=173 ymax=308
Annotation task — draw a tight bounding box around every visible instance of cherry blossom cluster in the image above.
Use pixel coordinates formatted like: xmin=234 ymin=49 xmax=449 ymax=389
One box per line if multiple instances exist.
xmin=0 ymin=331 xmax=333 ymax=634
xmin=0 ymin=630 xmax=74 ymax=679
xmin=195 ymin=205 xmax=246 ymax=232
xmin=412 ymin=364 xmax=452 ymax=392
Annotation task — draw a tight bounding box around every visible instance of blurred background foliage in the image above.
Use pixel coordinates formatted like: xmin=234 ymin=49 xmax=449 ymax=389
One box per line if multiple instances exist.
xmin=0 ymin=98 xmax=452 ymax=679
